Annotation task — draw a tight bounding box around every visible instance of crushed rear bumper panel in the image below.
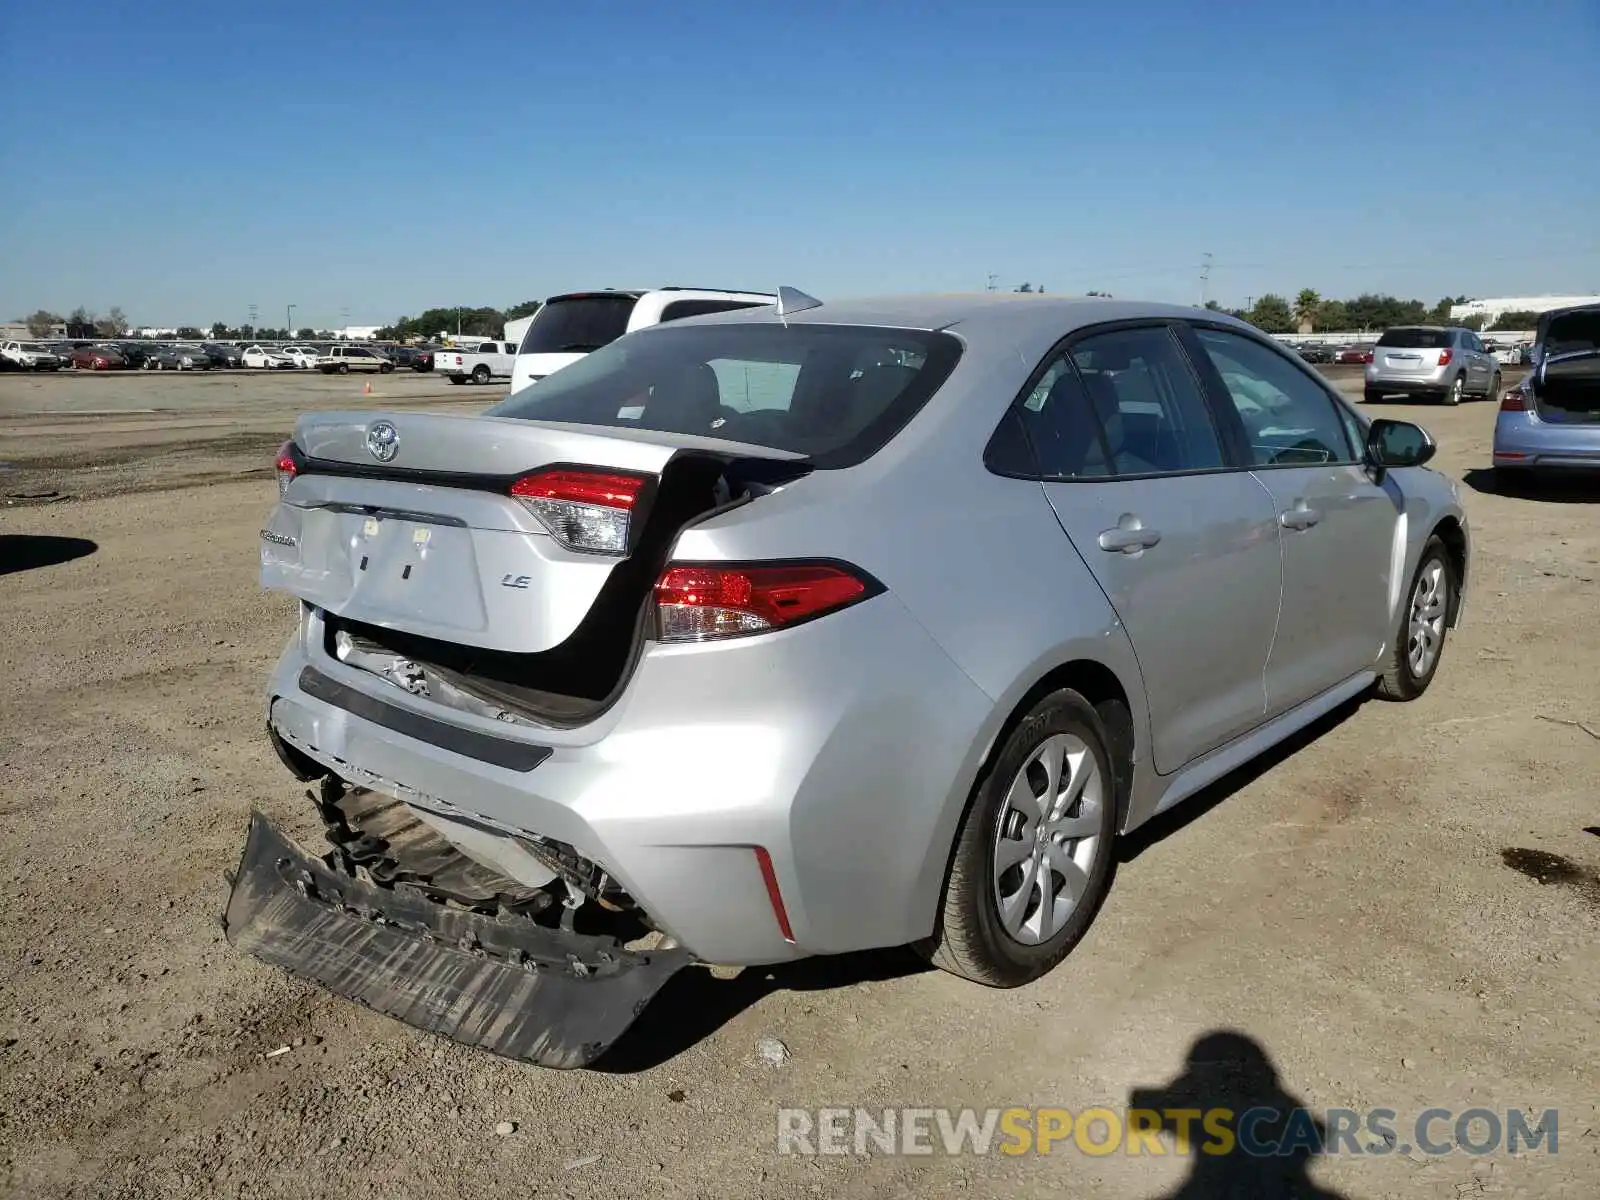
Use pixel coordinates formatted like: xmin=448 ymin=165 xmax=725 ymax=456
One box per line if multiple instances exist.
xmin=221 ymin=811 xmax=692 ymax=1069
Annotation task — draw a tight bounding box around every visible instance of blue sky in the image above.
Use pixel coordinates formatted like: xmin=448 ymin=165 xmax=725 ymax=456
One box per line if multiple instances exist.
xmin=1 ymin=0 xmax=1595 ymax=327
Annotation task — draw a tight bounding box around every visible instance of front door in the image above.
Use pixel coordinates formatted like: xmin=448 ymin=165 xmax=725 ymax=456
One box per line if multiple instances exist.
xmin=1019 ymin=325 xmax=1283 ymax=774
xmin=1186 ymin=325 xmax=1401 ymax=714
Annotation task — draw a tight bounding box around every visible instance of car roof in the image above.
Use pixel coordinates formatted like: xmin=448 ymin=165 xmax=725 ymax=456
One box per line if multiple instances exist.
xmin=679 ymin=291 xmax=1244 ymax=340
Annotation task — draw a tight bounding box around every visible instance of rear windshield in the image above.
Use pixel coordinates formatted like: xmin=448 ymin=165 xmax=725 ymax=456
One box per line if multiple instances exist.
xmin=489 ymin=323 xmax=963 ymax=468
xmin=1542 ymin=309 xmax=1600 ymax=357
xmin=1376 ymin=328 xmax=1450 ymax=349
xmin=520 ymin=295 xmax=638 ymax=355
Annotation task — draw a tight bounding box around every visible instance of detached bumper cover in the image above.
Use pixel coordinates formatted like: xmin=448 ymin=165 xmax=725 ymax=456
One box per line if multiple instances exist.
xmin=221 ymin=812 xmax=692 ymax=1068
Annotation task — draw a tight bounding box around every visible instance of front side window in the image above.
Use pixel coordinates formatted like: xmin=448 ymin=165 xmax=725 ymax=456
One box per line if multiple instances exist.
xmin=489 ymin=323 xmax=961 ymax=467
xmin=1191 ymin=327 xmax=1356 ymax=466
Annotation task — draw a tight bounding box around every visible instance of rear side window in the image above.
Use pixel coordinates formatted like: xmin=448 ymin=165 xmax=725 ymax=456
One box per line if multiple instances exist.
xmin=1057 ymin=326 xmax=1225 ymax=475
xmin=519 ymin=295 xmax=638 ymax=354
xmin=1191 ymin=328 xmax=1357 ymax=466
xmin=1377 ymin=328 xmax=1450 ymax=349
xmin=659 ymin=299 xmax=768 ymax=323
xmin=488 ymin=323 xmax=962 ymax=468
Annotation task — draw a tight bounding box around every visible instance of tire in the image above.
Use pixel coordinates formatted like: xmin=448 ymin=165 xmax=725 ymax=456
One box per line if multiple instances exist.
xmin=448 ymin=374 xmax=466 ymax=385
xmin=1363 ymin=387 xmax=1383 ymax=404
xmin=918 ymin=689 xmax=1118 ymax=987
xmin=337 ymin=363 xmax=349 ymax=375
xmin=380 ymin=363 xmax=394 ymax=374
xmin=1443 ymin=375 xmax=1463 ymax=406
xmin=471 ymin=365 xmax=490 ymax=384
xmin=1376 ymin=535 xmax=1453 ymax=701
xmin=1484 ymin=372 xmax=1501 ymax=404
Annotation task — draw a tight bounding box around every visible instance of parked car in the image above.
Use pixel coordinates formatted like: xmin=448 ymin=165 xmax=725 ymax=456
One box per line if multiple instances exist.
xmin=1296 ymin=342 xmax=1335 ymax=364
xmin=114 ymin=342 xmax=154 ymax=370
xmin=436 ymin=340 xmax=518 ymax=385
xmin=232 ymin=291 xmax=1470 ymax=1067
xmin=204 ymin=343 xmax=244 ymax=369
xmin=68 ymin=345 xmax=128 ymax=370
xmin=281 ymin=346 xmax=320 ymax=369
xmin=1 ymin=340 xmax=63 ymax=370
xmin=1493 ymin=302 xmax=1600 ymax=480
xmin=1364 ymin=327 xmax=1500 ymax=406
xmin=380 ymin=345 xmax=422 ymax=370
xmin=317 ymin=345 xmax=393 ymax=374
xmin=243 ymin=345 xmax=297 ymax=370
xmin=1334 ymin=344 xmax=1373 ymax=365
xmin=411 ymin=345 xmax=438 ymax=372
xmin=146 ymin=344 xmax=212 ymax=370
xmin=510 ymin=287 xmax=774 ymax=393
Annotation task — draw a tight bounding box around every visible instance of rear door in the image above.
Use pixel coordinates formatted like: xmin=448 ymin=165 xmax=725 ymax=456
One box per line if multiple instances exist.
xmin=1184 ymin=325 xmax=1399 ymax=714
xmin=1021 ymin=324 xmax=1282 ymax=774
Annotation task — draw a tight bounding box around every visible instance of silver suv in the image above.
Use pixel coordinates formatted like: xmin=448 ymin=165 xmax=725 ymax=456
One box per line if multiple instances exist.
xmin=1365 ymin=325 xmax=1501 ymax=406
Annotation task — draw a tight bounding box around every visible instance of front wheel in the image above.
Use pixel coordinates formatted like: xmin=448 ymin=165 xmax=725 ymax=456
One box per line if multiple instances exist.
xmin=918 ymin=689 xmax=1118 ymax=987
xmin=337 ymin=363 xmax=349 ymax=375
xmin=1443 ymin=375 xmax=1463 ymax=406
xmin=1484 ymin=372 xmax=1501 ymax=404
xmin=1376 ymin=535 xmax=1453 ymax=701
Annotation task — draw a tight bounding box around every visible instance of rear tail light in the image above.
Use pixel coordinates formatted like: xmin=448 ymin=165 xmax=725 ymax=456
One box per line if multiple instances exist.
xmin=654 ymin=561 xmax=876 ymax=643
xmin=1437 ymin=349 xmax=1453 ymax=367
xmin=510 ymin=467 xmax=648 ymax=554
xmin=1499 ymin=386 xmax=1526 ymax=412
xmin=274 ymin=441 xmax=298 ymax=495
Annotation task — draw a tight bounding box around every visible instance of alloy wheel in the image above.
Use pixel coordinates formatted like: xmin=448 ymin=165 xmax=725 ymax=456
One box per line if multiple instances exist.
xmin=1407 ymin=559 xmax=1448 ymax=678
xmin=991 ymin=733 xmax=1105 ymax=946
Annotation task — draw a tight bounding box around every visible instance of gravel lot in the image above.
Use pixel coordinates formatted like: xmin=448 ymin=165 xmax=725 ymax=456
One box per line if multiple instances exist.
xmin=2 ymin=366 xmax=1596 ymax=1199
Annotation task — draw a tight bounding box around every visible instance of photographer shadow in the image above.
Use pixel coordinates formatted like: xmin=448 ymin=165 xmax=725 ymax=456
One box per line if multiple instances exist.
xmin=1130 ymin=1030 xmax=1349 ymax=1200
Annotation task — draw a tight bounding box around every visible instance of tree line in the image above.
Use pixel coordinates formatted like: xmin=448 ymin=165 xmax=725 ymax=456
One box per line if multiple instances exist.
xmin=373 ymin=300 xmax=543 ymax=342
xmin=1219 ymin=291 xmax=1542 ymax=336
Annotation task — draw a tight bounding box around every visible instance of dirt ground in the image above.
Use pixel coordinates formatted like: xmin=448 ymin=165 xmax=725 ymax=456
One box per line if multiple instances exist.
xmin=2 ymin=366 xmax=1596 ymax=1199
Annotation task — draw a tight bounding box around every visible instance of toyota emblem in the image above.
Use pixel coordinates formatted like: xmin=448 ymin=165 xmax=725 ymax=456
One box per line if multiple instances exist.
xmin=365 ymin=420 xmax=399 ymax=463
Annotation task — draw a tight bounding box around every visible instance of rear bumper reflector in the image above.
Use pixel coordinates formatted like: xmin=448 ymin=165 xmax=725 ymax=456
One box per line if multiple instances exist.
xmin=296 ymin=666 xmax=552 ymax=772
xmin=221 ymin=813 xmax=693 ymax=1068
xmin=754 ymin=846 xmax=795 ymax=942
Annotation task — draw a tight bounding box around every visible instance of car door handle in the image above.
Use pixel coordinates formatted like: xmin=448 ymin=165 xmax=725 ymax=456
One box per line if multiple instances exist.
xmin=1097 ymin=516 xmax=1161 ymax=554
xmin=1280 ymin=501 xmax=1322 ymax=531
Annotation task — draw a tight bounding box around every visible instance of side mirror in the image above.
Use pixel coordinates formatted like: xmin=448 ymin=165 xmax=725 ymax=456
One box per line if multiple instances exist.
xmin=1365 ymin=418 xmax=1436 ymax=471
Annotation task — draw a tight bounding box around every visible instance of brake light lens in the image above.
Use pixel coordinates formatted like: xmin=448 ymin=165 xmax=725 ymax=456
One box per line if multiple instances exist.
xmin=654 ymin=562 xmax=873 ymax=642
xmin=1438 ymin=349 xmax=1453 ymax=367
xmin=275 ymin=441 xmax=298 ymax=495
xmin=1500 ymin=385 xmax=1526 ymax=412
xmin=510 ymin=468 xmax=648 ymax=554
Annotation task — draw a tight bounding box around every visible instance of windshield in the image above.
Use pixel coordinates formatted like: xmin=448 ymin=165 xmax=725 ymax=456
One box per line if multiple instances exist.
xmin=1542 ymin=308 xmax=1600 ymax=357
xmin=20 ymin=342 xmax=47 ymax=351
xmin=1376 ymin=328 xmax=1451 ymax=349
xmin=519 ymin=295 xmax=638 ymax=355
xmin=489 ymin=322 xmax=963 ymax=468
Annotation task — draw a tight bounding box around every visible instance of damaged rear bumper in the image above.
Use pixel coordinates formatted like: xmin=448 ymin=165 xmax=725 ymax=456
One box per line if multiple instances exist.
xmin=221 ymin=811 xmax=692 ymax=1069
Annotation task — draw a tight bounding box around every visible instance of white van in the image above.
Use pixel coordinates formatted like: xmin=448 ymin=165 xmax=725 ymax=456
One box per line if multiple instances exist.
xmin=508 ymin=287 xmax=773 ymax=394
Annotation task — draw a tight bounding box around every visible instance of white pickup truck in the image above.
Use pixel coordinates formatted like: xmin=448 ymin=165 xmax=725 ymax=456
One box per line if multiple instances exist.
xmin=435 ymin=340 xmax=517 ymax=385
xmin=2 ymin=340 xmax=63 ymax=371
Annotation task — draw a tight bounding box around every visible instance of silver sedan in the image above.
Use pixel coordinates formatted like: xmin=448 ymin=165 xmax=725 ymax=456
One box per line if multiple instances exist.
xmin=228 ymin=292 xmax=1470 ymax=1066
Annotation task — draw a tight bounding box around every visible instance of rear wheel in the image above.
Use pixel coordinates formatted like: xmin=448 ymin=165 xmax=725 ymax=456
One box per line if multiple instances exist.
xmin=472 ymin=365 xmax=490 ymax=384
xmin=918 ymin=689 xmax=1117 ymax=987
xmin=1363 ymin=387 xmax=1383 ymax=404
xmin=1376 ymin=535 xmax=1453 ymax=701
xmin=380 ymin=363 xmax=394 ymax=374
xmin=1443 ymin=375 xmax=1463 ymax=406
xmin=448 ymin=374 xmax=466 ymax=385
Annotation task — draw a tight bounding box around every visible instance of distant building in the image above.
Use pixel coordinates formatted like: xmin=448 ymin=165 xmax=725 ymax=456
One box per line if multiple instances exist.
xmin=1 ymin=319 xmax=66 ymax=339
xmin=1449 ymin=295 xmax=1600 ymax=327
xmin=331 ymin=325 xmax=382 ymax=341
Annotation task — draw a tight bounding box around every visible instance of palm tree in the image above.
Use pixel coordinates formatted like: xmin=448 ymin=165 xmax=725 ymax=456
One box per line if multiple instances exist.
xmin=1293 ymin=289 xmax=1321 ymax=332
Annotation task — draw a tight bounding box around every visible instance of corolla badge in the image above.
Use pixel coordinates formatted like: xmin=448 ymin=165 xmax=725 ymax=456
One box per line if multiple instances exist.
xmin=365 ymin=420 xmax=399 ymax=462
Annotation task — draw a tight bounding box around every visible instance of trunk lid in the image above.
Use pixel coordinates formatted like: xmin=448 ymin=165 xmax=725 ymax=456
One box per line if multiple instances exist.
xmin=1534 ymin=352 xmax=1600 ymax=424
xmin=261 ymin=411 xmax=801 ymax=655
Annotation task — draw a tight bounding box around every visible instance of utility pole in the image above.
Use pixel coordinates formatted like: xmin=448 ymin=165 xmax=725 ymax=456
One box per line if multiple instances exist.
xmin=286 ymin=305 xmax=295 ymax=337
xmin=1200 ymin=252 xmax=1213 ymax=307
xmin=986 ymin=274 xmax=998 ymax=293
xmin=248 ymin=303 xmax=258 ymax=333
